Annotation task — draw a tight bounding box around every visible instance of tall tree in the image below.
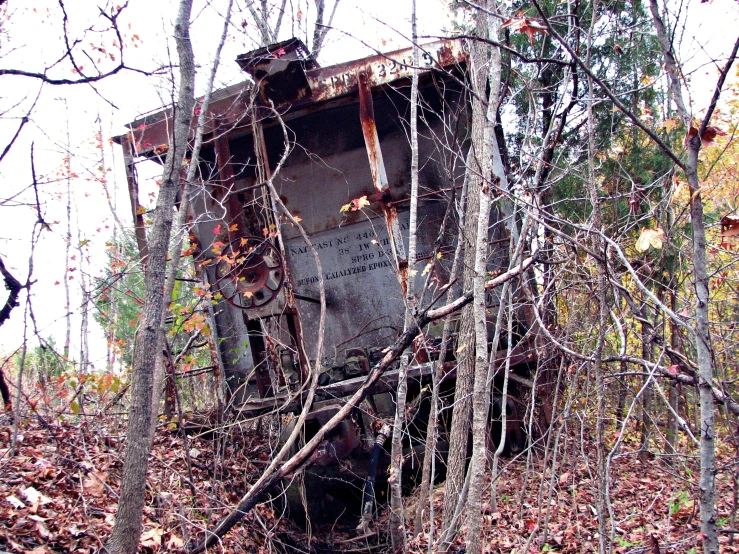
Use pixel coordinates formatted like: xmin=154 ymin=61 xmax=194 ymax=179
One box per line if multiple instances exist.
xmin=647 ymin=1 xmax=739 ymax=549
xmin=103 ymin=1 xmax=197 ymax=551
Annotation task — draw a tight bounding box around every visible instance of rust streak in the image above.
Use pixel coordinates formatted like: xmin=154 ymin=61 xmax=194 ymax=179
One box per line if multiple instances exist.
xmin=357 ymin=69 xmax=408 ymax=291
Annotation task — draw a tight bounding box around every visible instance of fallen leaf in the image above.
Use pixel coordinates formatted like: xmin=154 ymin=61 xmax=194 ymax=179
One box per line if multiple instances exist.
xmin=83 ymin=470 xmax=108 ymax=497
xmin=22 ymin=486 xmax=51 ymax=505
xmin=6 ymin=494 xmax=25 ymax=508
xmin=140 ymin=524 xmax=164 ymax=548
xmin=167 ymin=533 xmax=185 ymax=549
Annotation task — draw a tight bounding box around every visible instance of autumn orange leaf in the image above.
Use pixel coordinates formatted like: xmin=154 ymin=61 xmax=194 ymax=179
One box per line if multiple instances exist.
xmin=502 ymin=10 xmax=548 ymax=45
xmin=340 ymin=195 xmax=371 ymax=212
xmin=211 ymin=240 xmax=226 ymax=255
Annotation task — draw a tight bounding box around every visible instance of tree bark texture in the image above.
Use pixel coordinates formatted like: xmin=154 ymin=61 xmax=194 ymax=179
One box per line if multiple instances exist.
xmin=104 ymin=1 xmax=196 ymax=552
xmin=439 ymin=93 xmax=482 ymax=554
xmin=647 ymin=2 xmax=739 ymax=550
xmin=464 ymin=3 xmax=504 ymax=550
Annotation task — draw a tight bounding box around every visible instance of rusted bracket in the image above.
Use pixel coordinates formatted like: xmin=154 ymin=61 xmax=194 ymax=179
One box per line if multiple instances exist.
xmin=357 ymin=70 xmax=409 ymax=294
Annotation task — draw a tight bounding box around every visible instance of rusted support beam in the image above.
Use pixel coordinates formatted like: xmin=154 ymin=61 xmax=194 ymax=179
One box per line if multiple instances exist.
xmin=253 ymin=118 xmax=310 ymax=385
xmin=357 ymin=70 xmax=409 ymax=293
xmin=121 ymin=137 xmax=149 ymax=262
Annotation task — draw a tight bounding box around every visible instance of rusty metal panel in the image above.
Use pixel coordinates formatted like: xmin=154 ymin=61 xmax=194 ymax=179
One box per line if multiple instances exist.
xmin=272 ymin=82 xmax=468 ymax=365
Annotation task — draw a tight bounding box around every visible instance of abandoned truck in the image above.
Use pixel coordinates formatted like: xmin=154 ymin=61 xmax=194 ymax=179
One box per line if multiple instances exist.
xmin=115 ymin=38 xmax=537 ymax=524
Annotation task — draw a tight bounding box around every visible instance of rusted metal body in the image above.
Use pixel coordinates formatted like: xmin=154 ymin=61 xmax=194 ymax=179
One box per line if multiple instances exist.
xmin=114 ymin=37 xmax=537 ymax=524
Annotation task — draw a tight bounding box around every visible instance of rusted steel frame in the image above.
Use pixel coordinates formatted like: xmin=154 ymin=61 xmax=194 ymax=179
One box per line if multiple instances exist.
xmin=308 ymin=39 xmax=467 ymax=104
xmin=357 ymin=70 xmax=409 ymax=293
xmin=120 ymin=41 xmax=467 ymax=159
xmin=235 ymin=362 xmax=437 ymax=418
xmin=121 ymin=137 xmax=149 ymax=262
xmin=253 ymin=117 xmax=310 ymax=384
xmin=213 ymin=123 xmax=280 ymax=398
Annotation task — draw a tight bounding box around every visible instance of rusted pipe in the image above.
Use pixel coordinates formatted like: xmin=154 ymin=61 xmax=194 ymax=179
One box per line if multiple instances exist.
xmin=358 ymin=422 xmax=392 ymax=530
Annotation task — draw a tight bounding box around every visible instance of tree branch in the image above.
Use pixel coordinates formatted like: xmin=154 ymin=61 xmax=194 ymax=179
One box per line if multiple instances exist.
xmin=187 ymin=254 xmax=535 ymax=552
xmin=529 ymin=0 xmax=685 ymax=170
xmin=0 ymin=257 xmax=22 ymax=327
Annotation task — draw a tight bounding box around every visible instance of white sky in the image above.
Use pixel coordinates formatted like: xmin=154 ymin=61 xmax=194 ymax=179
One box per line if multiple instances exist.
xmin=0 ymin=0 xmax=737 ymax=369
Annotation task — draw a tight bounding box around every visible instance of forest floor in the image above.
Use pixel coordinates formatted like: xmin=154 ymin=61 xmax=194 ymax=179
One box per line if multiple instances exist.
xmin=0 ymin=412 xmax=738 ymax=553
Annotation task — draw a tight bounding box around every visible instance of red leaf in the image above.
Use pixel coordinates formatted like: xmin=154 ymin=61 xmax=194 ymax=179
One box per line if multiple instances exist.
xmin=212 ymin=224 xmax=222 ymax=235
xmin=721 ymin=214 xmax=739 ymax=239
xmin=502 ymin=10 xmax=548 ymax=45
xmin=684 ymin=124 xmax=726 ymax=147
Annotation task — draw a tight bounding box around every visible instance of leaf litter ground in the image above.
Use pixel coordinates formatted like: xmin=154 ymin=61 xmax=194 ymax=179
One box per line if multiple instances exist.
xmin=1 ymin=414 xmax=738 ymax=553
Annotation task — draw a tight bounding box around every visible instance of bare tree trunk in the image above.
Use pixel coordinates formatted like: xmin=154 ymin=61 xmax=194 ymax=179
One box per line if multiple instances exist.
xmin=584 ymin=2 xmax=611 ymax=551
xmin=640 ymin=309 xmax=652 ymax=464
xmin=490 ymin=290 xmax=513 ymax=514
xmin=439 ymin=30 xmax=486 ymax=551
xmin=415 ymin=168 xmax=468 ymax=538
xmin=76 ymin=221 xmax=91 ymax=413
xmin=247 ymin=0 xmax=275 ymax=46
xmin=464 ymin=4 xmax=504 ymax=549
xmin=686 ymin=143 xmax=718 ymax=554
xmin=63 ymin=106 xmax=72 ymax=360
xmin=388 ymin=2 xmax=418 ymax=547
xmin=648 ymin=3 xmax=739 ymax=550
xmin=464 ymin=174 xmax=492 ymax=554
xmin=103 ymin=2 xmax=196 ymax=551
xmin=311 ymin=0 xmax=339 ymax=59
xmin=389 ymin=354 xmax=408 ymax=550
xmin=11 ymin=219 xmax=39 ymax=455
xmin=666 ymin=288 xmax=679 ymax=456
